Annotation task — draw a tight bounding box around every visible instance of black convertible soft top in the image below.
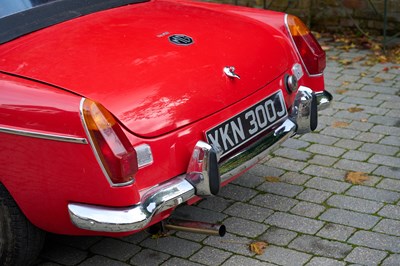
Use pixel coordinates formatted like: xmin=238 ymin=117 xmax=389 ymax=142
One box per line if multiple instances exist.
xmin=0 ymin=0 xmax=149 ymax=44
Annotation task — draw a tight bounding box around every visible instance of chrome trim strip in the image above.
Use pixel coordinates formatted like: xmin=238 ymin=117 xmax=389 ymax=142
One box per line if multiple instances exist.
xmin=0 ymin=126 xmax=87 ymax=144
xmin=68 ymin=176 xmax=195 ymax=232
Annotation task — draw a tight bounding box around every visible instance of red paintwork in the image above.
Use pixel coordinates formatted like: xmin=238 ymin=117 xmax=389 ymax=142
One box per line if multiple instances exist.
xmin=0 ymin=0 xmax=325 ymax=235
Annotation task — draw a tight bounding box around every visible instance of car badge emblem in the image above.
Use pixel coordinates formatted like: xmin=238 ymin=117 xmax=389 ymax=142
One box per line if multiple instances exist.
xmin=169 ymin=34 xmax=194 ymax=46
xmin=224 ymin=66 xmax=240 ymax=80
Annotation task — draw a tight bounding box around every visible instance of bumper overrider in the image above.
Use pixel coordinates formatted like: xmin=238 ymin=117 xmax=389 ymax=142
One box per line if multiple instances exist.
xmin=68 ymin=86 xmax=332 ymax=233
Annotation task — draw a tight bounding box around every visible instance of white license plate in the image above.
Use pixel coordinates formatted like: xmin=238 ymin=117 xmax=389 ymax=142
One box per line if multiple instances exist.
xmin=206 ymin=90 xmax=287 ymax=157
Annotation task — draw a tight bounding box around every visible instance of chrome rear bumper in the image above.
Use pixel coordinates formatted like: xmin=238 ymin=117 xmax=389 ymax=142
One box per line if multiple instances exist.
xmin=68 ymin=89 xmax=332 ymax=233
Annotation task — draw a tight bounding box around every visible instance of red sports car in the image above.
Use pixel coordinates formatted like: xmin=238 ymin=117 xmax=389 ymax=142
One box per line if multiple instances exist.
xmin=0 ymin=0 xmax=331 ymax=265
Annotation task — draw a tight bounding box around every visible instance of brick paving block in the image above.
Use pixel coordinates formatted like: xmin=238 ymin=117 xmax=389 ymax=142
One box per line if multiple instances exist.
xmin=335 ymin=139 xmax=363 ymax=149
xmin=223 ymin=202 xmax=273 ymax=222
xmin=334 ymin=110 xmax=370 ymax=122
xmin=90 ymin=238 xmax=140 ymax=261
xmin=382 ymin=254 xmax=400 ymax=266
xmin=360 ymin=143 xmax=399 ymax=156
xmin=302 ymin=165 xmax=346 ymax=180
xmin=250 ymin=193 xmax=298 ymax=212
xmin=45 ymin=235 xmax=101 ymax=250
xmin=331 ymin=101 xmax=355 ymax=111
xmin=290 ymin=201 xmax=325 ymax=218
xmin=305 ymin=177 xmax=351 ymax=194
xmin=325 ymin=78 xmax=343 ymax=87
xmin=141 ymin=236 xmax=201 ymax=258
xmin=218 ymin=184 xmax=258 ymax=202
xmin=79 ymin=255 xmax=130 ymax=266
xmin=161 ymin=257 xmax=202 ymax=266
xmin=273 ymin=147 xmax=312 ymax=161
xmin=232 ymin=171 xmax=265 ymax=188
xmin=348 ymin=120 xmax=375 ymax=132
xmin=369 ymin=115 xmax=400 ymax=126
xmin=349 ymin=231 xmax=400 ymax=253
xmin=354 ymin=132 xmax=384 ymax=143
xmin=265 ymin=212 xmax=324 ymax=234
xmin=380 ymin=136 xmax=400 ymax=147
xmin=203 ymin=233 xmax=252 ymax=256
xmin=371 ymin=125 xmax=400 ymax=136
xmin=130 ymin=249 xmax=170 ymax=266
xmin=306 ymin=144 xmax=345 ymax=157
xmin=40 ymin=243 xmax=88 ymax=266
xmin=175 ymin=231 xmax=207 ymax=242
xmin=342 ymin=90 xmax=375 ymax=98
xmin=381 ymin=101 xmax=400 ymax=110
xmin=266 ymin=157 xmax=307 ymax=172
xmin=248 ymin=164 xmax=286 ymax=178
xmin=334 ymin=159 xmax=378 ymax=173
xmin=279 ymin=171 xmax=312 ymax=185
xmin=197 ymin=196 xmax=232 ymax=212
xmin=342 ymin=150 xmax=372 ymax=162
xmin=224 ymin=217 xmax=268 ymax=238
xmin=289 ymin=235 xmax=352 ymax=259
xmin=346 ymin=186 xmax=400 ymax=203
xmin=378 ymin=205 xmax=400 ymax=220
xmin=387 ymin=109 xmax=400 ymax=118
xmin=369 ymin=154 xmax=400 ymax=168
xmin=373 ymin=219 xmax=400 ymax=236
xmin=281 ymin=138 xmax=310 ymax=149
xmin=317 ymin=223 xmax=356 ymax=241
xmin=321 ymin=127 xmax=360 ymax=139
xmin=327 ymin=195 xmax=383 ymax=214
xmin=121 ymin=231 xmax=150 ymax=245
xmin=189 ymin=246 xmax=231 ymax=266
xmin=377 ymin=178 xmax=400 ymax=192
xmin=256 ymin=245 xmax=312 ymax=266
xmin=320 ymin=208 xmax=380 ymax=229
xmin=374 ymin=166 xmax=400 ymax=179
xmin=300 ymin=133 xmax=339 ymax=145
xmin=221 ymin=255 xmax=272 ymax=266
xmin=257 ymin=181 xmax=303 ymax=198
xmin=344 ymin=247 xmax=388 ymax=265
xmin=259 ymin=226 xmax=297 ymax=246
xmin=306 ymin=257 xmax=346 ymax=266
xmin=308 ymin=155 xmax=338 ymax=167
xmin=341 ymin=96 xmax=383 ymax=107
xmin=296 ymin=188 xmax=332 ymax=203
xmin=173 ymin=205 xmax=227 ymax=224
xmin=362 ymin=85 xmax=398 ymax=94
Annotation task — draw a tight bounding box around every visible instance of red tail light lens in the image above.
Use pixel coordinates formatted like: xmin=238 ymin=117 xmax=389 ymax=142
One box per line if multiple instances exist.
xmin=81 ymin=99 xmax=138 ymax=186
xmin=286 ymin=15 xmax=326 ymax=75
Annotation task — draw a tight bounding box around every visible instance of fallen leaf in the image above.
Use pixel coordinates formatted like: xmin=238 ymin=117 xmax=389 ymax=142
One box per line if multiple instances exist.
xmin=335 ymin=89 xmax=348 ymax=94
xmin=382 ymin=67 xmax=389 ymax=72
xmin=265 ymin=176 xmax=280 ymax=182
xmin=352 ymin=56 xmax=365 ymax=62
xmin=360 ymin=72 xmax=368 ymax=77
xmin=373 ymin=77 xmax=384 ymax=83
xmin=321 ymin=45 xmax=331 ymax=51
xmin=345 ymin=171 xmax=369 ymax=184
xmin=377 ymin=55 xmax=388 ymax=63
xmin=151 ymin=232 xmax=170 ymax=239
xmin=391 ymin=66 xmax=400 ymax=70
xmin=332 ymin=121 xmax=350 ymax=128
xmin=338 ymin=59 xmax=352 ymax=65
xmin=360 ymin=118 xmax=368 ymax=122
xmin=329 ymin=56 xmax=339 ymax=60
xmin=342 ymin=81 xmax=351 ymax=86
xmin=361 ymin=60 xmax=375 ymax=66
xmin=347 ymin=107 xmax=364 ymax=113
xmin=249 ymin=241 xmax=268 ymax=255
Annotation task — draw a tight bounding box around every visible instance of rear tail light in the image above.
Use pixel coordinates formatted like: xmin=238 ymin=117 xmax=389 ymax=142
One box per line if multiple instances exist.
xmin=286 ymin=14 xmax=326 ymax=75
xmin=81 ymin=98 xmax=138 ymax=186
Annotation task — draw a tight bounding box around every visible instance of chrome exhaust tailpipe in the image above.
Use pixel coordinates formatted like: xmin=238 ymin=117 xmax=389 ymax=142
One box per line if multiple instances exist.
xmin=164 ymin=218 xmax=226 ymax=237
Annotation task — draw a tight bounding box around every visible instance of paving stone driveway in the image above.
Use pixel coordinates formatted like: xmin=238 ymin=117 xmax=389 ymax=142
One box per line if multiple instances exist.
xmin=36 ymin=45 xmax=400 ymax=266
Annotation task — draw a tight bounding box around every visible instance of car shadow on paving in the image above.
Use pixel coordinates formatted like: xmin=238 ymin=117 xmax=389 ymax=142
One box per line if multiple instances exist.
xmin=36 ymin=45 xmax=400 ymax=266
